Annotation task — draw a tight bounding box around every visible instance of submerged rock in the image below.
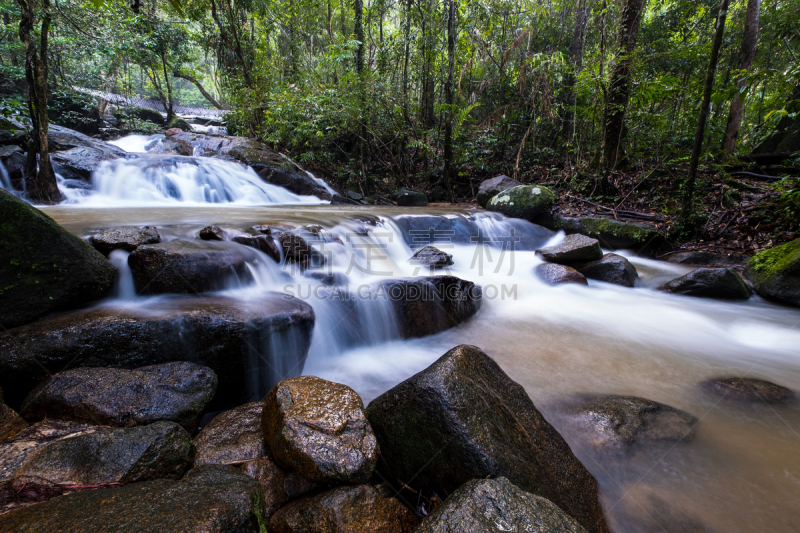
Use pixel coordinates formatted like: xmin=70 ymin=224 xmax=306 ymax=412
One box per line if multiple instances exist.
xmin=20 ymin=362 xmax=217 ymax=432
xmin=744 ymin=238 xmax=800 ymax=308
xmin=536 ymin=234 xmax=603 ymax=264
xmin=89 ymin=226 xmax=161 ymax=255
xmin=0 ymin=294 xmax=315 ymax=410
xmin=701 ymin=377 xmax=796 ymax=403
xmin=476 ymin=175 xmax=521 ymax=208
xmin=0 ymin=387 xmax=28 ymax=442
xmin=0 ymin=465 xmax=268 ymax=532
xmin=559 ymin=395 xmax=698 ymax=451
xmin=366 ymin=345 xmax=609 ymax=533
xmin=416 ymin=477 xmax=586 ymax=533
xmin=199 ymin=224 xmax=225 ymax=241
xmin=615 ymin=484 xmax=718 ymax=533
xmin=392 ymin=188 xmax=428 ymax=207
xmin=262 ymin=376 xmax=378 ymax=484
xmin=232 ymin=234 xmax=281 ymax=263
xmin=10 ymin=421 xmax=193 ymax=488
xmin=0 ymin=189 xmax=117 ymax=330
xmin=658 ymin=268 xmax=750 ymax=299
xmin=269 ymin=484 xmax=418 ymax=533
xmin=375 ymin=276 xmax=482 ymax=338
xmin=546 ymin=216 xmax=669 ymax=257
xmin=574 ymin=253 xmax=638 ymax=287
xmin=534 ymin=263 xmax=588 ymax=285
xmin=410 ymin=245 xmax=454 ymax=268
xmin=486 ymin=184 xmax=557 ymax=224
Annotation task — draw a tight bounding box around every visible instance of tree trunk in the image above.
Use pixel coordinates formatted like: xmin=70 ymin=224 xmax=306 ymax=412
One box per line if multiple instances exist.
xmin=419 ymin=0 xmax=435 ymax=128
xmin=600 ymin=0 xmax=644 ymax=170
xmin=402 ymin=0 xmax=412 ymax=125
xmin=354 ymin=0 xmax=368 ymax=185
xmin=173 ymin=71 xmax=225 ymax=109
xmin=563 ymin=0 xmax=591 ymax=139
xmin=442 ymin=0 xmax=456 ymax=194
xmin=679 ymin=0 xmax=730 ymax=228
xmin=161 ymin=54 xmax=175 ymax=124
xmin=721 ymin=0 xmax=760 ymax=157
xmin=17 ymin=0 xmax=63 ymax=204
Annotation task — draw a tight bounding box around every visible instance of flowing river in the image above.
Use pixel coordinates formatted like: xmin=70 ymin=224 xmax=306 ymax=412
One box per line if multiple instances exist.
xmin=5 ymin=137 xmax=800 ymax=532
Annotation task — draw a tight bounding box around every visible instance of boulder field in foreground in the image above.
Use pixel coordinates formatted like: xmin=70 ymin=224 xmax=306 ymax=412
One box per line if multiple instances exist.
xmin=366 ymin=344 xmax=610 ymax=533
xmin=0 ymin=189 xmax=117 ymax=329
xmin=0 ymin=294 xmax=314 ymax=410
xmin=744 ymin=238 xmax=800 ymax=307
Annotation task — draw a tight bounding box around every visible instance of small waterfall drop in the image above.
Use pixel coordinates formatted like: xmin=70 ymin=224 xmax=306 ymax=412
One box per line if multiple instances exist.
xmin=108 ymin=249 xmax=137 ymax=300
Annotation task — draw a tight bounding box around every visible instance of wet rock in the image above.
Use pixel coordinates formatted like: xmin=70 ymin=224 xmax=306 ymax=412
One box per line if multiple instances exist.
xmin=375 ymin=276 xmax=482 ymax=338
xmin=251 ymin=224 xmax=272 ymax=235
xmin=120 ymin=107 xmax=166 ymax=126
xmin=486 ymin=184 xmax=557 ymax=224
xmin=365 ymin=345 xmax=609 ymax=533
xmin=51 ymin=146 xmax=119 ymax=182
xmin=559 ymin=395 xmax=698 ymax=451
xmin=166 ymin=116 xmax=192 ymax=132
xmin=667 ymin=251 xmax=749 ymax=267
xmin=0 ymin=465 xmax=268 ymax=532
xmin=194 ymin=402 xmax=266 ymax=465
xmin=574 ymin=253 xmax=639 ymax=287
xmin=199 ymin=224 xmax=225 ymax=240
xmin=0 ymin=387 xmax=28 ymax=442
xmin=262 ymin=376 xmax=378 ymax=484
xmin=11 ymin=421 xmax=193 ymax=488
xmin=269 ymin=484 xmax=418 ymax=533
xmin=534 ymin=263 xmax=588 ymax=285
xmin=0 ymin=294 xmax=315 ymax=410
xmin=701 ymin=377 xmax=796 ymax=403
xmin=743 ymin=238 xmax=800 ymax=308
xmin=658 ymin=268 xmax=750 ymax=299
xmin=416 ymin=477 xmax=586 ymax=533
xmin=3 ymin=151 xmax=26 ymax=189
xmin=47 ymin=125 xmax=127 ymax=158
xmin=21 ymin=361 xmax=217 ymax=432
xmin=232 ymin=234 xmax=281 ymax=263
xmin=254 ymin=165 xmax=339 ymax=202
xmin=410 ymin=245 xmax=454 ymax=268
xmin=536 ymin=234 xmax=603 ymax=264
xmin=88 ymin=226 xmax=161 ymax=255
xmin=476 ymin=175 xmax=522 ymax=208
xmin=239 ymin=457 xmax=290 ymax=517
xmin=128 ymin=239 xmax=252 ymax=294
xmin=0 ymin=189 xmax=117 ymax=329
xmin=346 ymin=190 xmax=363 ymax=200
xmin=279 ymin=232 xmax=325 ymax=268
xmin=0 ymin=144 xmax=22 ymax=159
xmin=392 ymin=188 xmax=428 ymax=207
xmin=545 ymin=216 xmax=669 ymax=257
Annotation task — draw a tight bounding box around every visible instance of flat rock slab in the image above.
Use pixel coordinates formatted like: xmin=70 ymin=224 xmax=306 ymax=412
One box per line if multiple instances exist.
xmin=536 ymin=234 xmax=603 ymax=264
xmin=658 ymin=268 xmax=750 ymax=299
xmin=476 ymin=175 xmax=521 ymax=208
xmin=21 ymin=361 xmax=217 ymax=432
xmin=89 ymin=226 xmax=161 ymax=255
xmin=416 ymin=477 xmax=586 ymax=533
xmin=0 ymin=465 xmax=268 ymax=532
xmin=366 ymin=345 xmax=609 ymax=533
xmin=0 ymin=294 xmax=315 ymax=410
xmin=262 ymin=376 xmax=378 ymax=484
xmin=574 ymin=253 xmax=639 ymax=287
xmin=534 ymin=263 xmax=588 ymax=285
xmin=701 ymin=377 xmax=796 ymax=403
xmin=559 ymin=395 xmax=698 ymax=451
xmin=410 ymin=245 xmax=454 ymax=268
xmin=269 ymin=484 xmax=417 ymax=533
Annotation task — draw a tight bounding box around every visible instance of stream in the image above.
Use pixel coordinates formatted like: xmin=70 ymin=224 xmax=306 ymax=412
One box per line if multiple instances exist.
xmin=5 ymin=137 xmax=800 ymax=532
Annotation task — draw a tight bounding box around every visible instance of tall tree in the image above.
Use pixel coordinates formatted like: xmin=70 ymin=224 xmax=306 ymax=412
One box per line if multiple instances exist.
xmin=563 ymin=0 xmax=591 ymax=140
xmin=720 ymin=0 xmax=761 ymax=157
xmin=442 ymin=0 xmax=456 ymax=193
xmin=600 ymin=0 xmax=645 ymax=170
xmin=679 ymin=0 xmax=730 ymax=229
xmin=17 ymin=0 xmax=63 ymax=204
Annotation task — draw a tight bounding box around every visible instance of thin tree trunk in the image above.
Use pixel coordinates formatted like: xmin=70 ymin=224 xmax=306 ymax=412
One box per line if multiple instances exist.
xmin=402 ymin=0 xmax=412 ymax=125
xmin=173 ymin=71 xmax=225 ymax=109
xmin=721 ymin=0 xmax=760 ymax=156
xmin=443 ymin=0 xmax=456 ymax=193
xmin=354 ymin=0 xmax=368 ymax=185
xmin=680 ymin=0 xmax=730 ymax=227
xmin=161 ymin=53 xmax=175 ymax=123
xmin=600 ymin=0 xmax=644 ymax=170
xmin=17 ymin=0 xmax=63 ymax=204
xmin=563 ymin=0 xmax=591 ymax=138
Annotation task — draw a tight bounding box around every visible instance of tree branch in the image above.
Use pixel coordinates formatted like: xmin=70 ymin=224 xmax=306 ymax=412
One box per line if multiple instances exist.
xmin=172 ymin=71 xmax=224 ymax=109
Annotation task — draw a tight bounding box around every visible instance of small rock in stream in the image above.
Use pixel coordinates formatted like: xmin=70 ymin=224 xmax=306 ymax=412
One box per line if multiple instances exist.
xmin=573 ymin=253 xmax=639 ymax=287
xmin=278 ymin=232 xmax=325 ymax=268
xmin=232 ymin=234 xmax=281 ymax=262
xmin=410 ymin=245 xmax=454 ymax=268
xmin=534 ymin=263 xmax=588 ymax=285
xmin=658 ymin=268 xmax=750 ymax=299
xmin=701 ymin=377 xmax=796 ymax=403
xmin=199 ymin=224 xmax=226 ymax=240
xmin=536 ymin=233 xmax=603 ymax=264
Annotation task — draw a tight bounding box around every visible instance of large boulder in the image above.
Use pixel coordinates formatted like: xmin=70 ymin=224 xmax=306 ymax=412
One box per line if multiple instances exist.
xmin=0 ymin=386 xmax=28 ymax=442
xmin=0 ymin=465 xmax=268 ymax=532
xmin=262 ymin=376 xmax=378 ymax=484
xmin=546 ymin=216 xmax=669 ymax=257
xmin=392 ymin=188 xmax=428 ymax=207
xmin=365 ymin=345 xmax=609 ymax=533
xmin=476 ymin=175 xmax=522 ymax=208
xmin=416 ymin=477 xmax=586 ymax=533
xmin=701 ymin=377 xmax=796 ymax=403
xmin=486 ymin=184 xmax=557 ymax=224
xmin=410 ymin=245 xmax=454 ymax=268
xmin=536 ymin=234 xmax=603 ymax=264
xmin=269 ymin=484 xmax=418 ymax=533
xmin=10 ymin=421 xmax=194 ymax=488
xmin=254 ymin=165 xmax=339 ymax=202
xmin=128 ymin=239 xmax=253 ymax=294
xmin=20 ymin=362 xmax=217 ymax=432
xmin=375 ymin=276 xmax=482 ymax=338
xmin=88 ymin=226 xmax=161 ymax=255
xmin=47 ymin=125 xmax=126 ymax=158
xmin=51 ymin=146 xmax=121 ymax=182
xmin=534 ymin=263 xmax=588 ymax=286
xmin=658 ymin=268 xmax=750 ymax=299
xmin=744 ymin=238 xmax=800 ymax=307
xmin=0 ymin=294 xmax=315 ymax=410
xmin=574 ymin=253 xmax=638 ymax=287
xmin=0 ymin=189 xmax=117 ymax=329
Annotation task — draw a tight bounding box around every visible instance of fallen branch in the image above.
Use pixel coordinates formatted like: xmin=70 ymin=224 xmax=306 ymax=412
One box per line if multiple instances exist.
xmin=729 ymin=171 xmax=787 ymax=181
xmin=566 ymin=195 xmax=667 ymax=222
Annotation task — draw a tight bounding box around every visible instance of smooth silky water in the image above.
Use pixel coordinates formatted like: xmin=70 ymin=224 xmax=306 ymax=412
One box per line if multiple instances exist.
xmin=6 ymin=136 xmax=800 ymax=532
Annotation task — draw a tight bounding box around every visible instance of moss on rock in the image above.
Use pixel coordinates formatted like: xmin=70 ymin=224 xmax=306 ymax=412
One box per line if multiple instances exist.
xmin=547 ymin=216 xmax=669 ymax=257
xmin=744 ymin=239 xmax=800 ymax=307
xmin=486 ymin=184 xmax=557 ymax=223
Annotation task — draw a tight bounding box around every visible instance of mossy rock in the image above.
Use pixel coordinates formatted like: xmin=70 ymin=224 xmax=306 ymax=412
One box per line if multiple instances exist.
xmin=744 ymin=239 xmax=800 ymax=307
xmin=166 ymin=116 xmax=193 ymax=132
xmin=0 ymin=189 xmax=117 ymax=329
xmin=126 ymin=107 xmax=166 ymax=126
xmin=547 ymin=216 xmax=669 ymax=257
xmin=486 ymin=185 xmax=557 ymax=223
